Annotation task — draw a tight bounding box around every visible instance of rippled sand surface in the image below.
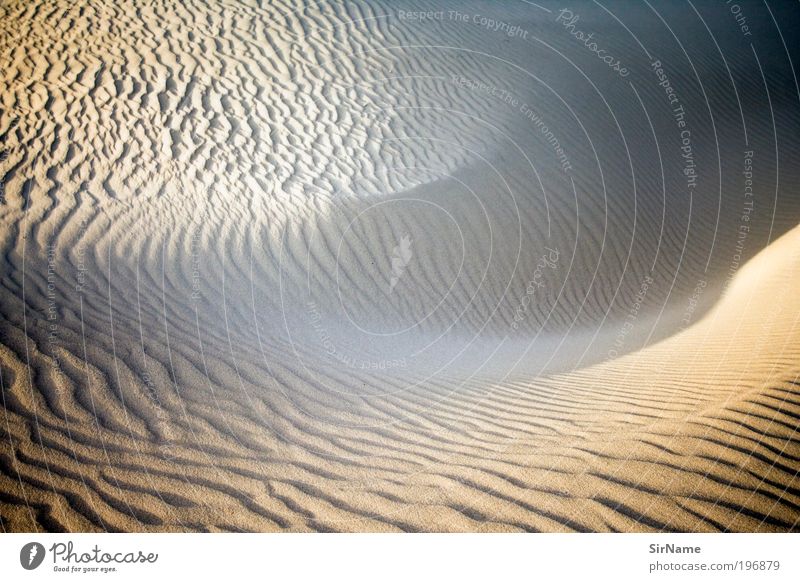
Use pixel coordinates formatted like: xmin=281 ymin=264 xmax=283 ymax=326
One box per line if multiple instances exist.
xmin=1 ymin=0 xmax=800 ymax=531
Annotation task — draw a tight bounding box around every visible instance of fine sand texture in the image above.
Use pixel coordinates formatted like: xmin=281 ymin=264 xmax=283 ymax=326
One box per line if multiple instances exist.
xmin=1 ymin=0 xmax=800 ymax=531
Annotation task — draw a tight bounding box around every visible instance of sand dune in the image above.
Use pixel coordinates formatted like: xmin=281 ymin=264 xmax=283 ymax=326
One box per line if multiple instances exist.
xmin=1 ymin=0 xmax=800 ymax=531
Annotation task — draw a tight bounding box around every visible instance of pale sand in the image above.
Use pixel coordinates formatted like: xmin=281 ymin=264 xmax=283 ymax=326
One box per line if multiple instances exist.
xmin=1 ymin=0 xmax=799 ymax=531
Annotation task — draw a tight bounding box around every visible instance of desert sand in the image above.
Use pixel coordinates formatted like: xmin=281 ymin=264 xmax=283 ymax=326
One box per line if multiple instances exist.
xmin=1 ymin=0 xmax=799 ymax=531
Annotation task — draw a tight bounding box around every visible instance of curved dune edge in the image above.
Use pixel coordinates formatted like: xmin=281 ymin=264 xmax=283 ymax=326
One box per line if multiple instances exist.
xmin=1 ymin=0 xmax=799 ymax=533
xmin=2 ymin=224 xmax=798 ymax=533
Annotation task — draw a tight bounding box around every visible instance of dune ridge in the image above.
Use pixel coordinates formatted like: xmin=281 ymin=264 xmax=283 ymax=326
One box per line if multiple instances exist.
xmin=1 ymin=0 xmax=800 ymax=531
